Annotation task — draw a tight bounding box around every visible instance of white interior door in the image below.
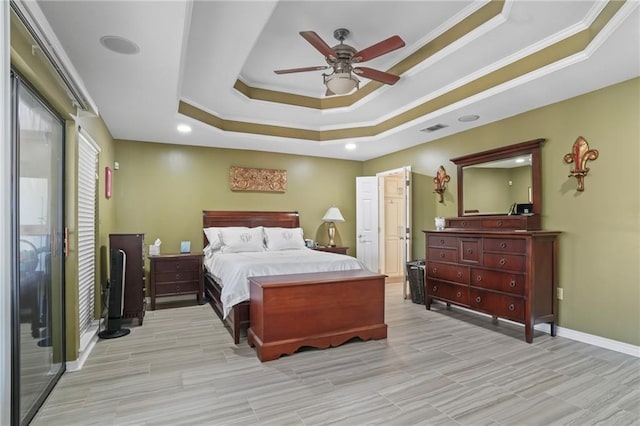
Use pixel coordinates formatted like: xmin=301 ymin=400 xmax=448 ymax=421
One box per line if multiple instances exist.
xmin=356 ymin=177 xmax=379 ymax=272
xmin=376 ymin=166 xmax=412 ymax=297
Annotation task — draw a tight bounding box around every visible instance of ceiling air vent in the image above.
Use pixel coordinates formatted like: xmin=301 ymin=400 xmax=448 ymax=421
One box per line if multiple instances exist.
xmin=421 ymin=123 xmax=448 ymax=132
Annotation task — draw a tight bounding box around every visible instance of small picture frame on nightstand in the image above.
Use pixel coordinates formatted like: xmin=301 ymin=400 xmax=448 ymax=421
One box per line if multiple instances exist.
xmin=180 ymin=241 xmax=191 ymax=253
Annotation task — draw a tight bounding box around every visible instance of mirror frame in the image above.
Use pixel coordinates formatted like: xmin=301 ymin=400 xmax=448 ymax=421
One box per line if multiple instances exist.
xmin=451 ymin=139 xmax=545 ymax=217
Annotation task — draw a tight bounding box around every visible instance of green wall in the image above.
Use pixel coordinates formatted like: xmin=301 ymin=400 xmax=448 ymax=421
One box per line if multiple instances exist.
xmin=363 ymin=77 xmax=640 ymax=346
xmin=112 ymin=141 xmax=363 ymax=275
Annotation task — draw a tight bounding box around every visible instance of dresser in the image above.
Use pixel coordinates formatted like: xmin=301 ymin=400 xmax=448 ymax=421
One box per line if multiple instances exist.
xmin=109 ymin=234 xmax=146 ymax=325
xmin=149 ymin=253 xmax=204 ymax=310
xmin=423 ymin=230 xmax=559 ymax=342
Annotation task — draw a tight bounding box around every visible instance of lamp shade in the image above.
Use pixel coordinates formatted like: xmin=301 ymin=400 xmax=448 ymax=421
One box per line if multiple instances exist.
xmin=322 ymin=207 xmax=345 ymax=223
xmin=325 ymin=73 xmax=358 ymax=95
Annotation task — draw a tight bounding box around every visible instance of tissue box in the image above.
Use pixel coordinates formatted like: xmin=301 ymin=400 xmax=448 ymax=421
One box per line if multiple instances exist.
xmin=149 ymin=245 xmax=160 ymax=256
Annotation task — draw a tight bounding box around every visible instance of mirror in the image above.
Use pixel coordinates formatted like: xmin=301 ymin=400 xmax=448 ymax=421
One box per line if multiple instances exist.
xmin=451 ymin=139 xmax=544 ymax=217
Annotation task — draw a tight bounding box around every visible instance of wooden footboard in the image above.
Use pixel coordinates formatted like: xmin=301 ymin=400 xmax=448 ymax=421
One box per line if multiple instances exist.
xmin=204 ymin=273 xmax=249 ymax=344
xmin=247 ymin=270 xmax=387 ymax=361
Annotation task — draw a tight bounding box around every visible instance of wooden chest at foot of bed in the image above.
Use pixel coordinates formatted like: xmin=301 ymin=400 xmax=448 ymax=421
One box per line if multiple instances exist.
xmin=247 ymin=270 xmax=387 ymax=362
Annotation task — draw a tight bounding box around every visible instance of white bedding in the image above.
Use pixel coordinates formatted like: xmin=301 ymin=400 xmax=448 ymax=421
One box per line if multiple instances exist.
xmin=204 ymin=248 xmax=367 ymax=319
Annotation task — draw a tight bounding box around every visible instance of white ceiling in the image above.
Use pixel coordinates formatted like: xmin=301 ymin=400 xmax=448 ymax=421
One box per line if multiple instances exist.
xmin=31 ymin=0 xmax=640 ymax=161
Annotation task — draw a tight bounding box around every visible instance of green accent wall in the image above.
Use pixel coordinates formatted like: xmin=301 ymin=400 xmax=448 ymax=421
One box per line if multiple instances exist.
xmin=112 ymin=141 xmax=363 ymax=282
xmin=363 ymin=77 xmax=640 ymax=346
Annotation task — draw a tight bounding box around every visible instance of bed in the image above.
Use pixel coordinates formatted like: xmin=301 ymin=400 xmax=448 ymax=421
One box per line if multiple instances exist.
xmin=202 ymin=210 xmax=369 ymax=344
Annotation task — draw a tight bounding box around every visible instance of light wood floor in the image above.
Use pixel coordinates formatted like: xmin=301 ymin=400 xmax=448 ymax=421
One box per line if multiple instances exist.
xmin=33 ymin=282 xmax=639 ymax=425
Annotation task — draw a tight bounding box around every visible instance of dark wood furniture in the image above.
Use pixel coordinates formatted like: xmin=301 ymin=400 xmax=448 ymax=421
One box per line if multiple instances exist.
xmin=313 ymin=246 xmax=348 ymax=255
xmin=149 ymin=253 xmax=204 ymax=310
xmin=202 ymin=211 xmax=301 ymax=344
xmin=109 ymin=233 xmax=146 ymax=325
xmin=424 ymin=230 xmax=559 ymax=342
xmin=451 ymin=138 xmax=544 ymax=229
xmin=427 ymin=139 xmax=560 ymax=343
xmin=247 ymin=270 xmax=387 ymax=361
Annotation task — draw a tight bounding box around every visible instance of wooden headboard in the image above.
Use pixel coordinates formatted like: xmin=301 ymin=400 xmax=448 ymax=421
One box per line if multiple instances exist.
xmin=202 ymin=211 xmax=300 ymax=246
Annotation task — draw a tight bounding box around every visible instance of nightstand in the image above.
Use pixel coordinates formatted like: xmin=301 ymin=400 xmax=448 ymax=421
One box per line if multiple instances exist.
xmin=313 ymin=246 xmax=348 ymax=255
xmin=149 ymin=253 xmax=203 ymax=310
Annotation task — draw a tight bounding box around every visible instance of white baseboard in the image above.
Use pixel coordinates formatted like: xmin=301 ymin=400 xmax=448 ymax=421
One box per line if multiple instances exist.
xmin=66 ymin=331 xmax=98 ymax=371
xmin=433 ymin=301 xmax=640 ymax=358
xmin=541 ymin=324 xmax=640 ymax=358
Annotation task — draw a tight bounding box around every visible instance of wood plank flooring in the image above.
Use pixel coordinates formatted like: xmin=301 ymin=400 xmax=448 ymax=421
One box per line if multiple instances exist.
xmin=33 ymin=282 xmax=639 ymax=425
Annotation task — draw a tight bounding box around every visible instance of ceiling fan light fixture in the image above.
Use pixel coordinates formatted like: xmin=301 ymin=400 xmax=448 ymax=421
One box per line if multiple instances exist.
xmin=324 ymin=72 xmax=359 ymax=95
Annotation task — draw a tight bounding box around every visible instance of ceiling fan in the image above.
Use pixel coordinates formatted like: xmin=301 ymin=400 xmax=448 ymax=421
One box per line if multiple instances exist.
xmin=274 ymin=28 xmax=405 ymax=96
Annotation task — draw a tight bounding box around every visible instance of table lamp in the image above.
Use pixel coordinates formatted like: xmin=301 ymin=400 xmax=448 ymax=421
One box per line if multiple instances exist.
xmin=322 ymin=207 xmax=345 ymax=247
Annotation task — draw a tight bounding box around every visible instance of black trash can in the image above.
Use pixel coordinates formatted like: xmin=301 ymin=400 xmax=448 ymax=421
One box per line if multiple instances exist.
xmin=406 ymin=260 xmax=425 ymax=304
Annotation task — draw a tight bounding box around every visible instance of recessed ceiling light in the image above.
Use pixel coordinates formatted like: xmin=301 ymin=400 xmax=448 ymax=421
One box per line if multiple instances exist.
xmin=515 ymin=158 xmax=525 ymax=163
xmin=177 ymin=124 xmax=192 ymax=133
xmin=100 ymin=35 xmax=140 ymax=55
xmin=458 ymin=114 xmax=480 ymax=122
xmin=345 ymin=143 xmax=356 ymax=150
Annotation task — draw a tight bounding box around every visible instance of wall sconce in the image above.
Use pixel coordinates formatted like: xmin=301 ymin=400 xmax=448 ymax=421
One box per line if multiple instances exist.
xmin=433 ymin=165 xmax=450 ymax=203
xmin=563 ymin=136 xmax=599 ymax=192
xmin=322 ymin=206 xmax=345 ymax=247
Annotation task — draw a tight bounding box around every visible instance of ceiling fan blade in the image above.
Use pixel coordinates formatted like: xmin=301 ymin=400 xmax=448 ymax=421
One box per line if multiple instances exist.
xmin=274 ymin=65 xmax=330 ymax=75
xmin=352 ymin=35 xmax=405 ymax=63
xmin=300 ymin=31 xmax=337 ymax=60
xmin=353 ymin=67 xmax=400 ymax=85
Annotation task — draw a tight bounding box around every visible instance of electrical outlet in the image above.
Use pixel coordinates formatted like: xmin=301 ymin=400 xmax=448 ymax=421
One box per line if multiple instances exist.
xmin=557 ymin=287 xmax=564 ymax=300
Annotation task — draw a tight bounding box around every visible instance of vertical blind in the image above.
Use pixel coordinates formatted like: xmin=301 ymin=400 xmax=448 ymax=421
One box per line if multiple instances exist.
xmin=77 ymin=130 xmax=99 ymax=341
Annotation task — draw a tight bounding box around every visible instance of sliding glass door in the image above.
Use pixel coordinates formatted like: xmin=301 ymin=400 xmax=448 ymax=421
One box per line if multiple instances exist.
xmin=11 ymin=72 xmax=65 ymax=425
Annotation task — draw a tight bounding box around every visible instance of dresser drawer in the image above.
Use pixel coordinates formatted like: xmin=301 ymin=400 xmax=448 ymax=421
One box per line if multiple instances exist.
xmin=427 ymin=262 xmax=469 ymax=284
xmin=483 ymin=238 xmax=526 ymax=254
xmin=154 ymin=270 xmax=200 ymax=284
xmin=459 ymin=238 xmax=481 ymax=263
xmin=428 ymin=281 xmax=468 ymax=305
xmin=154 ymin=259 xmax=200 ymax=273
xmin=155 ymin=280 xmax=200 ymax=296
xmin=480 ymin=218 xmax=528 ymax=229
xmin=483 ymin=253 xmax=526 ymax=272
xmin=427 ymin=247 xmax=457 ymax=263
xmin=446 ymin=218 xmax=482 ymax=229
xmin=470 ymin=268 xmax=526 ymax=296
xmin=427 ymin=235 xmax=458 ymax=248
xmin=469 ymin=288 xmax=524 ymax=322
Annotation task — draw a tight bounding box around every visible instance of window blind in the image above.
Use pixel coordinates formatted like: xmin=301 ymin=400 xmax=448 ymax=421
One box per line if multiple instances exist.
xmin=77 ymin=131 xmax=99 ymax=343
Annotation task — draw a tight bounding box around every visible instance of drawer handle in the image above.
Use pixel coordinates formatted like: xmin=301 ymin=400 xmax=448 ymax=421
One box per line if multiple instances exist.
xmin=461 ymin=221 xmax=467 ymax=227
xmin=500 ymin=242 xmax=507 ymax=249
xmin=432 ymin=268 xmax=438 ymax=274
xmin=176 ymin=285 xmax=180 ymax=292
xmin=440 ymin=239 xmax=445 ymax=245
xmin=497 ymin=220 xmax=503 ymax=227
xmin=509 ymin=280 xmax=516 ymax=288
xmin=456 ymin=271 xmax=462 ymax=278
xmin=467 ymin=249 xmax=473 ymax=255
xmin=476 ymin=275 xmax=482 ymax=282
xmin=176 ymin=273 xmax=181 ymax=280
xmin=475 ymin=296 xmax=481 ymax=303
xmin=499 ymin=258 xmax=506 ymax=266
xmin=439 ymin=252 xmax=445 ymax=258
xmin=508 ymin=304 xmax=515 ymax=311
xmin=456 ymin=291 xmax=462 ymax=298
xmin=433 ymin=286 xmax=438 ymax=292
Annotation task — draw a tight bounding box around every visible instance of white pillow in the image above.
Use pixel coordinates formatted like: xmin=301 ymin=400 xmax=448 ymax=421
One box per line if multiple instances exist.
xmin=264 ymin=227 xmax=306 ymax=251
xmin=220 ymin=226 xmax=265 ymax=253
xmin=203 ymin=226 xmax=248 ymax=251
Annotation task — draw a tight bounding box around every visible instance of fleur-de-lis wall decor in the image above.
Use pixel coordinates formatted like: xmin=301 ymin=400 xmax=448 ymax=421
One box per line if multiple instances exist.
xmin=433 ymin=165 xmax=450 ymax=203
xmin=563 ymin=136 xmax=599 ymax=192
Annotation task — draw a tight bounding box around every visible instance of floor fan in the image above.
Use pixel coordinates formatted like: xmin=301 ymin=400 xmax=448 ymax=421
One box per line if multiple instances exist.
xmin=99 ymin=248 xmax=131 ymax=339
